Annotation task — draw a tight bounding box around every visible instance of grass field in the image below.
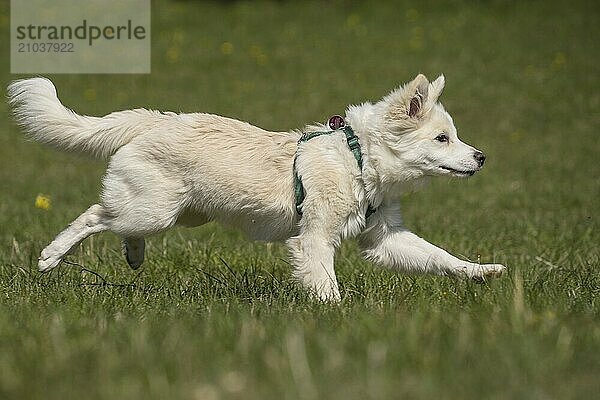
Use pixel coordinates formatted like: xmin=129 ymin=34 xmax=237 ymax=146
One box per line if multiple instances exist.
xmin=1 ymin=0 xmax=599 ymax=399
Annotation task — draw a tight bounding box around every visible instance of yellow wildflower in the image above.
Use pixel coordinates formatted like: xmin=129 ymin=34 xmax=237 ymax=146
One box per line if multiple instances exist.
xmin=166 ymin=46 xmax=180 ymax=63
xmin=35 ymin=194 xmax=51 ymax=210
xmin=221 ymin=42 xmax=234 ymax=55
xmin=249 ymin=45 xmax=267 ymax=65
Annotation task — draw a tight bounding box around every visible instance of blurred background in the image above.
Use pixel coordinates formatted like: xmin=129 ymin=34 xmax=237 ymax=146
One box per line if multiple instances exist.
xmin=0 ymin=1 xmax=599 ymax=399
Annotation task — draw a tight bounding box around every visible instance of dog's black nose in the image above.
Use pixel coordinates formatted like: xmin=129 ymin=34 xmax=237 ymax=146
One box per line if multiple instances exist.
xmin=474 ymin=151 xmax=486 ymax=167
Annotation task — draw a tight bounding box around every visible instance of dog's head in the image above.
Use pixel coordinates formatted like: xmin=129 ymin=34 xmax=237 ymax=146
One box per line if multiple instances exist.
xmin=369 ymin=74 xmax=485 ymax=182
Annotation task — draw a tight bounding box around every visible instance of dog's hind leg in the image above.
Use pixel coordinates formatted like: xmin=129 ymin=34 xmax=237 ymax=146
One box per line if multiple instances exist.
xmin=122 ymin=237 xmax=145 ymax=269
xmin=100 ymin=149 xmax=189 ymax=269
xmin=38 ymin=204 xmax=110 ymax=272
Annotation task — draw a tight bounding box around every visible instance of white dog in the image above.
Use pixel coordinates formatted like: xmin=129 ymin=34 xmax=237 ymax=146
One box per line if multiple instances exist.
xmin=8 ymin=74 xmax=505 ymax=300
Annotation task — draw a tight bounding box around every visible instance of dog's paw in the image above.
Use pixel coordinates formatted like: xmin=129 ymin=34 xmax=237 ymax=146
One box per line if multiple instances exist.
xmin=316 ymin=289 xmax=341 ymax=303
xmin=38 ymin=252 xmax=62 ymax=272
xmin=451 ymin=263 xmax=506 ymax=283
xmin=317 ymin=288 xmax=341 ymax=303
xmin=122 ymin=238 xmax=145 ymax=270
xmin=309 ymin=282 xmax=341 ymax=303
xmin=470 ymin=263 xmax=506 ymax=283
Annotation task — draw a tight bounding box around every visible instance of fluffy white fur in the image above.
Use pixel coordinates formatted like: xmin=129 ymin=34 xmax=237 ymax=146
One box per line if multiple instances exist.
xmin=7 ymin=74 xmax=505 ymax=301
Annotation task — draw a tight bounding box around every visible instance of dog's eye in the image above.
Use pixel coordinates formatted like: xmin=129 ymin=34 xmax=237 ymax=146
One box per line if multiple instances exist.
xmin=435 ymin=133 xmax=449 ymax=142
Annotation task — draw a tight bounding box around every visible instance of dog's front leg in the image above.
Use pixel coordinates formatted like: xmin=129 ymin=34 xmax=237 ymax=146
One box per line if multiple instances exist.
xmin=287 ymin=231 xmax=339 ymax=301
xmin=359 ymin=205 xmax=505 ymax=280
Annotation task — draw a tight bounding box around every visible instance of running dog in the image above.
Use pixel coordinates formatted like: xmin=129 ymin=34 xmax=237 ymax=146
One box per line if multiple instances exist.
xmin=8 ymin=74 xmax=505 ymax=300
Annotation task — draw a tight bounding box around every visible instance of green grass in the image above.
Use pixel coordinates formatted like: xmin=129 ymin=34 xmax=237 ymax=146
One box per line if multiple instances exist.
xmin=1 ymin=0 xmax=599 ymax=398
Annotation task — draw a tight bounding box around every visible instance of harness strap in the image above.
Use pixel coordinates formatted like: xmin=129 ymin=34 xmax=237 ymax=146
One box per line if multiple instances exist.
xmin=294 ymin=125 xmax=376 ymax=218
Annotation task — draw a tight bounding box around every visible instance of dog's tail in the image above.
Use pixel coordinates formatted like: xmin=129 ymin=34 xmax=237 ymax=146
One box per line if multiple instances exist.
xmin=7 ymin=77 xmax=165 ymax=159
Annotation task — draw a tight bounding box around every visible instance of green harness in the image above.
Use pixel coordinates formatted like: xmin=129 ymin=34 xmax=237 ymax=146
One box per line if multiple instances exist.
xmin=293 ymin=125 xmax=377 ymax=218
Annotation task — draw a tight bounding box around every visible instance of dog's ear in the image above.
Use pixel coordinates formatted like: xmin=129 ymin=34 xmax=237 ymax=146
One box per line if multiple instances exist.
xmin=407 ymin=74 xmax=429 ymax=118
xmin=382 ymin=74 xmax=433 ymax=131
xmin=426 ymin=74 xmax=445 ymax=106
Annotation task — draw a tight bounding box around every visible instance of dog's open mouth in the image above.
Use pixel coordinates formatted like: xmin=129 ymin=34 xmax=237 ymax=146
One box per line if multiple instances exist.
xmin=439 ymin=166 xmax=476 ymax=176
